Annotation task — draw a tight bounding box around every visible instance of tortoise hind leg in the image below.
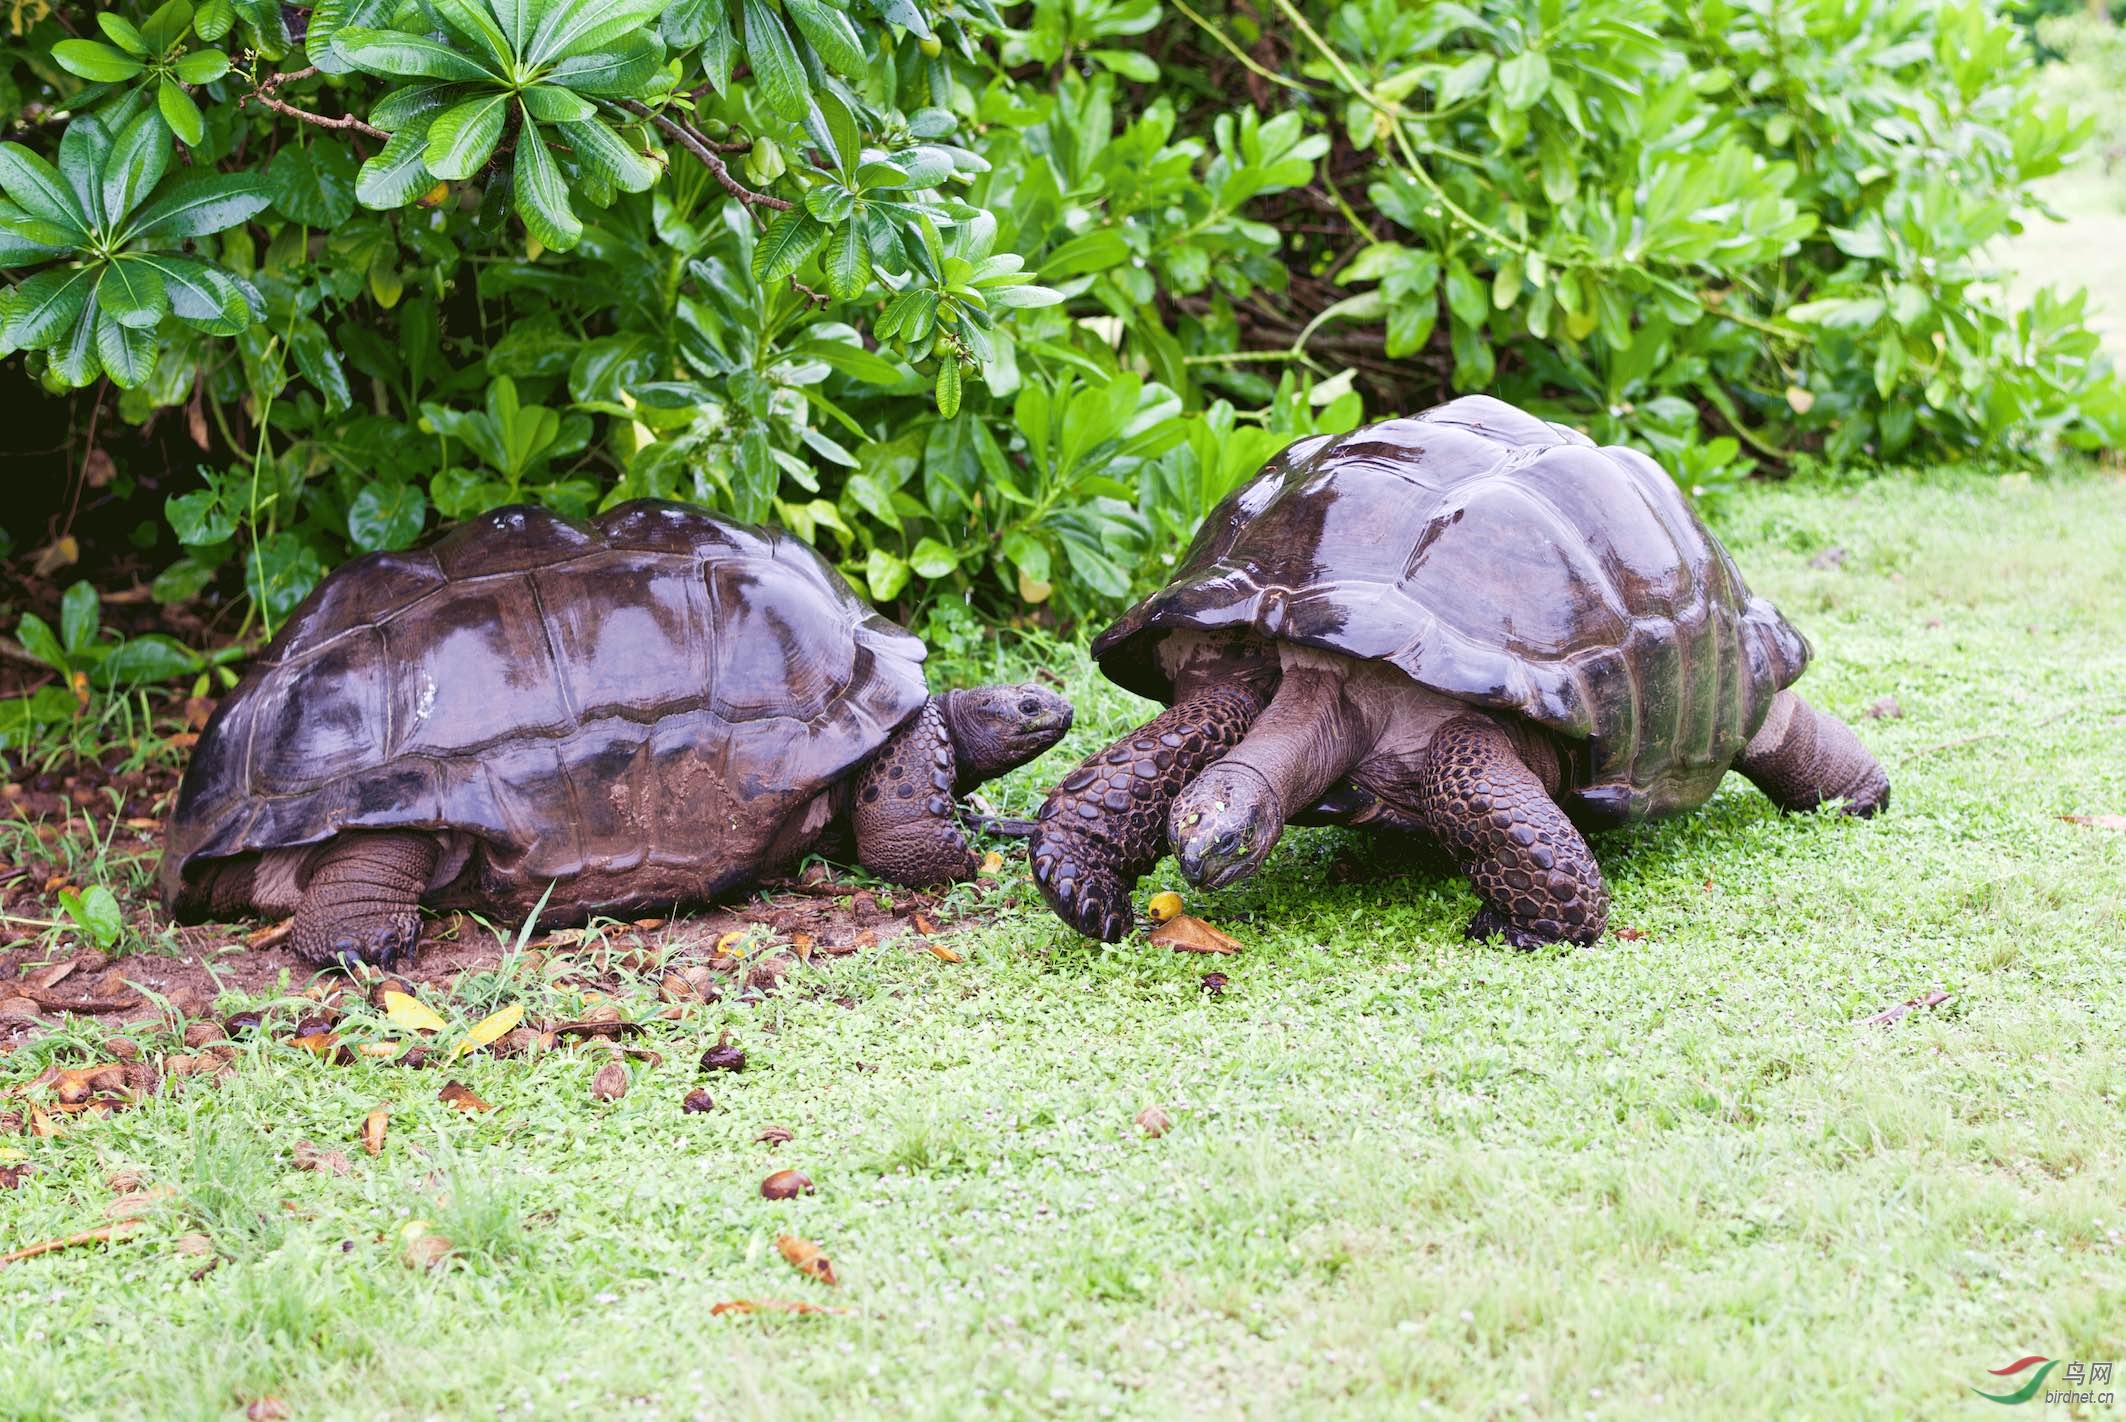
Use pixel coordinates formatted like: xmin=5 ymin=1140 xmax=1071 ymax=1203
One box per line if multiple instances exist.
xmin=1409 ymin=716 xmax=1608 ymax=949
xmin=291 ymin=831 xmax=438 ymax=968
xmin=1734 ymin=691 xmax=1890 ymax=818
xmin=853 ymin=698 xmax=978 ymax=888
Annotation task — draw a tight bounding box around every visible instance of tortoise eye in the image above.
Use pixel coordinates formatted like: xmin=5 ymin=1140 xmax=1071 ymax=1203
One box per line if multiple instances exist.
xmin=1018 ymin=697 xmax=1040 ymax=715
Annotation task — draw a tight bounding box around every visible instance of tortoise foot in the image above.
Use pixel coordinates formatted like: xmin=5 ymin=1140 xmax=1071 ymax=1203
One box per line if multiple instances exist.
xmin=289 ymin=831 xmax=438 ymax=970
xmin=1463 ymin=906 xmax=1582 ymax=951
xmin=1029 ymin=837 xmax=1136 ymax=943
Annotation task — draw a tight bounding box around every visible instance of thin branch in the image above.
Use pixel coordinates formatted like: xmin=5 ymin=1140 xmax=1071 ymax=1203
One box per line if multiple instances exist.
xmin=240 ymin=67 xmax=388 ymax=140
xmin=1168 ymin=0 xmax=1324 ymax=96
xmin=620 ymin=100 xmax=791 ymax=215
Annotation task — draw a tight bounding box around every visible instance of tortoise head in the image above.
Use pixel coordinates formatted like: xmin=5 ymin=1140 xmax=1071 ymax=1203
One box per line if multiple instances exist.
xmin=1168 ymin=761 xmax=1283 ymax=890
xmin=943 ymin=684 xmax=1074 ymax=783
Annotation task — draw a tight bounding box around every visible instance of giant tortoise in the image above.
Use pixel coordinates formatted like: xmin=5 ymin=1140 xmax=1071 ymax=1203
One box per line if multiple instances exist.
xmin=162 ymin=501 xmax=1072 ymax=966
xmin=1028 ymin=396 xmax=1887 ymax=946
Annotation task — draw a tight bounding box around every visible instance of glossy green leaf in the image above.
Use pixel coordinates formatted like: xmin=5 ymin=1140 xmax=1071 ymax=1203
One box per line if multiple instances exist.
xmin=826 ymin=219 xmax=866 ymax=299
xmin=511 ymin=121 xmax=582 ymax=251
xmin=517 ymin=85 xmax=596 ymax=122
xmin=173 ymin=49 xmax=231 ymax=84
xmin=752 ymin=206 xmax=827 ymax=281
xmin=157 ymin=76 xmax=206 ymax=146
xmin=347 ymin=480 xmax=429 ymax=551
xmin=95 ymin=307 xmax=158 ymax=387
xmin=124 ymin=170 xmax=270 ymax=239
xmin=101 ymin=111 xmax=171 ymax=226
xmin=97 ymin=12 xmax=150 ymax=56
xmin=355 ymin=125 xmax=440 ymax=209
xmin=740 ymin=0 xmax=810 ymax=121
xmin=332 ymin=27 xmax=502 ymax=81
xmin=783 ymin=0 xmax=865 ymax=75
xmin=98 ymin=258 xmax=170 ymax=329
xmin=60 ymin=582 xmax=99 ymax=655
xmin=423 ymin=94 xmax=509 ymax=180
xmin=267 ymin=141 xmax=359 ymax=227
xmin=0 ymin=142 xmax=90 ymax=238
xmin=53 ymin=39 xmax=147 ymax=83
xmin=4 ymin=265 xmax=97 ymax=348
xmin=555 ymin=120 xmax=659 ymax=191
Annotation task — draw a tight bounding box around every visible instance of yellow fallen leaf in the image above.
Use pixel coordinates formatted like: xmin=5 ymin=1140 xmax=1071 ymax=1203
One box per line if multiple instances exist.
xmin=979 ymin=850 xmax=1004 ymax=876
xmin=382 ymin=990 xmax=447 ymax=1033
xmin=455 ymin=1002 xmax=525 ymax=1057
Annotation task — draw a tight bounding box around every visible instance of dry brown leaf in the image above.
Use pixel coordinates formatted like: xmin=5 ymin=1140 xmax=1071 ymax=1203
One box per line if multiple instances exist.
xmin=103 ymin=1186 xmax=173 ymax=1222
xmin=1148 ymin=913 xmax=1243 ymax=955
xmin=776 ymin=1233 xmax=837 ymax=1286
xmin=175 ymin=1233 xmax=213 ymax=1258
xmin=756 ymin=1125 xmax=793 ymax=1144
xmin=0 ymin=1164 xmax=30 ymax=1190
xmin=591 ymin=1061 xmax=629 ymax=1102
xmin=30 ymin=959 xmax=78 ymax=991
xmin=245 ymin=1399 xmax=291 ymax=1421
xmin=921 ymin=941 xmax=961 ymax=964
xmin=659 ymin=973 xmax=698 ymax=1003
xmin=355 ymin=1041 xmax=405 ymax=1061
xmin=760 ymin=1169 xmax=813 ymax=1200
xmin=292 ymin=1141 xmax=352 ymax=1176
xmin=912 ymin=912 xmax=937 ymax=936
xmin=437 ymin=1081 xmax=492 ymax=1113
xmin=50 ymin=1063 xmax=128 ymax=1104
xmin=708 ymin=1299 xmax=846 ymax=1316
xmin=361 ymin=1107 xmax=389 ymax=1156
xmin=554 ymin=1010 xmax=637 ymax=1039
xmin=2062 ymin=814 xmax=2126 ymax=832
xmin=401 ymin=1226 xmax=453 ymax=1270
xmin=1134 ymin=1105 xmax=1171 ymax=1138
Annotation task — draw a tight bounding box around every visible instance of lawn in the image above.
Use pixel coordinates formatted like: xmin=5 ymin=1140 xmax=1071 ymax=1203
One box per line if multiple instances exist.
xmin=0 ymin=463 xmax=2121 ymax=1421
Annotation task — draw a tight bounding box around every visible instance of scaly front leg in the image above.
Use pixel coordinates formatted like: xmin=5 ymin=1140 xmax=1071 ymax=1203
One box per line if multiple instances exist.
xmin=1029 ymin=683 xmax=1264 ymax=941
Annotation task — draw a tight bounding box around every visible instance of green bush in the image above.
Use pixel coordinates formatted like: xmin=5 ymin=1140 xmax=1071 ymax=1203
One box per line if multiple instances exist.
xmin=0 ymin=0 xmax=2119 ymax=641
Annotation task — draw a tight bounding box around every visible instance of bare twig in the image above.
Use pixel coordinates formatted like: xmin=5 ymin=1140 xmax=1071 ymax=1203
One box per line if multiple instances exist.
xmin=241 ymin=67 xmax=388 ymax=140
xmin=1858 ymin=989 xmax=1951 ymax=1026
xmin=620 ymin=100 xmax=791 ymax=215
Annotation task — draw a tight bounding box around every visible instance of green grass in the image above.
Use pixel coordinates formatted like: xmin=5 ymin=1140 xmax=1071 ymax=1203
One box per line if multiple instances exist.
xmin=3 ymin=467 xmax=2125 ymax=1420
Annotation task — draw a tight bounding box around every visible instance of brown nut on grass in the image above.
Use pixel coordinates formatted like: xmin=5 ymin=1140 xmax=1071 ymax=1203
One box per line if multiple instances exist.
xmin=760 ymin=1169 xmax=813 ymax=1199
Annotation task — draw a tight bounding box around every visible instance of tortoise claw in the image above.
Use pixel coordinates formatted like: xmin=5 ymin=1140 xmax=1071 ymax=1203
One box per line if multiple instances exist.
xmin=1030 ymin=841 xmax=1134 ymax=943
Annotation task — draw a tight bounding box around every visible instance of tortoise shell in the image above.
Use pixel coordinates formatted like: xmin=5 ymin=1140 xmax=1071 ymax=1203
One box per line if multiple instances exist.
xmin=160 ymin=501 xmax=928 ymax=918
xmin=1093 ymin=396 xmax=1810 ymax=825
